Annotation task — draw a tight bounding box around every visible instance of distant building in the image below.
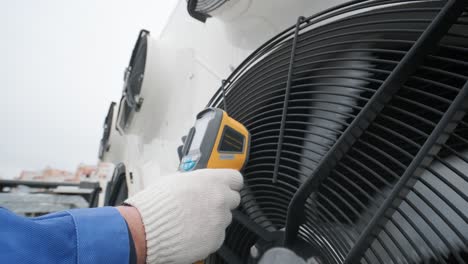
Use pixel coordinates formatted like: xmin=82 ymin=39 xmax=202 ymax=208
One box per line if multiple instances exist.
xmin=16 ymin=163 xmax=102 ymax=183
xmin=18 ymin=167 xmax=74 ymax=182
xmin=70 ymin=163 xmax=97 ymax=182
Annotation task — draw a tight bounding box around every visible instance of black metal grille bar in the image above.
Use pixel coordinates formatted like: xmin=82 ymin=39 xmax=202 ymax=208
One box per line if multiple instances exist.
xmin=218 ymin=211 xmax=261 ymax=264
xmin=283 ymin=0 xmax=466 ymax=247
xmin=232 ymin=210 xmax=274 ymax=242
xmin=272 ymin=16 xmax=305 ymax=184
xmin=196 ymin=0 xmax=228 ymax=13
xmin=0 ymin=179 xmax=81 ymax=188
xmin=344 ymin=79 xmax=468 ymax=263
xmin=217 ymin=245 xmax=243 ymax=264
xmin=221 ymin=79 xmax=229 ymax=113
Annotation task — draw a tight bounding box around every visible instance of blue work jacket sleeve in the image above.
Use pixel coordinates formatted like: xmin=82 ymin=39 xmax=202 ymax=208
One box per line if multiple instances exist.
xmin=0 ymin=207 xmax=130 ymax=264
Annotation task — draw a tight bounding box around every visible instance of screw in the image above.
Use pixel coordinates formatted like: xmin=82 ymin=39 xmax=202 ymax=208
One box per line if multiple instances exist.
xmin=307 ymin=257 xmax=321 ymax=264
xmin=250 ymin=245 xmax=259 ymax=259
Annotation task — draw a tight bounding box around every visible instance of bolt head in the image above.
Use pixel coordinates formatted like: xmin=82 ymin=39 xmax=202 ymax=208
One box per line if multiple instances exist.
xmin=250 ymin=245 xmax=259 ymax=258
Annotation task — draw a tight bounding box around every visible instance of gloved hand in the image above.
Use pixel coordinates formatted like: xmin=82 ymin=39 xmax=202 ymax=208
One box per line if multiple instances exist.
xmin=124 ymin=169 xmax=243 ymax=264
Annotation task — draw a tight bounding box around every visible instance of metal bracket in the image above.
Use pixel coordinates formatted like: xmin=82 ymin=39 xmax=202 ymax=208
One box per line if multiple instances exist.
xmin=344 ymin=79 xmax=468 ymax=263
xmin=272 ymin=16 xmax=305 ymax=184
xmin=283 ymin=0 xmax=466 ymax=248
xmin=221 ymin=79 xmax=230 ymax=113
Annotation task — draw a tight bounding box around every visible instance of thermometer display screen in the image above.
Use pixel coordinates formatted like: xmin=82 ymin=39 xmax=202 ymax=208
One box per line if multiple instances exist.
xmin=188 ymin=111 xmax=215 ymax=153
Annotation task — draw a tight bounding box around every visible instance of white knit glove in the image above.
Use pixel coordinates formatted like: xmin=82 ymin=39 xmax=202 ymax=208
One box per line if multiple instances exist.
xmin=124 ymin=169 xmax=243 ymax=264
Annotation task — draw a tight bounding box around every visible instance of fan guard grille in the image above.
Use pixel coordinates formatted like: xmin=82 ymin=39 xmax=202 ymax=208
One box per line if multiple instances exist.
xmin=194 ymin=0 xmax=228 ymax=13
xmin=98 ymin=102 xmax=116 ymax=159
xmin=206 ymin=0 xmax=468 ymax=263
xmin=117 ymin=30 xmax=149 ymax=132
xmin=187 ymin=0 xmax=228 ymax=22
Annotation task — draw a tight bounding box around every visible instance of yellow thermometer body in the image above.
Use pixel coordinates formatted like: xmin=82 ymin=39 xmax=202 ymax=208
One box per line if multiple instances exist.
xmin=179 ymin=108 xmax=250 ymax=172
xmin=179 ymin=108 xmax=249 ymax=264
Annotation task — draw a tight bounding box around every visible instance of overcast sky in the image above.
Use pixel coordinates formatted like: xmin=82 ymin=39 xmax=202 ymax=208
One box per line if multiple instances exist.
xmin=0 ymin=0 xmax=178 ymax=178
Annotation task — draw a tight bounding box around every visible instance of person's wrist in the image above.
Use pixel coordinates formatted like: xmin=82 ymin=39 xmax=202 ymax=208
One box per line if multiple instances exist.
xmin=117 ymin=206 xmax=147 ymax=264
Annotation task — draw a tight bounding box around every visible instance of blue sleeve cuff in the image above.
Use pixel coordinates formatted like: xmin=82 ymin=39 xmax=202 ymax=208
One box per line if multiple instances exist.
xmin=67 ymin=207 xmax=130 ymax=264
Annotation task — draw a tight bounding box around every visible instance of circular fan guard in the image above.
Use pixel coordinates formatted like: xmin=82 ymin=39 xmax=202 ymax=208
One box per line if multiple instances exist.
xmin=98 ymin=102 xmax=116 ymax=159
xmin=187 ymin=0 xmax=228 ymax=22
xmin=124 ymin=30 xmax=148 ymax=111
xmin=117 ymin=30 xmax=149 ymax=132
xmin=104 ymin=163 xmax=128 ymax=206
xmin=205 ymin=0 xmax=468 ymax=263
